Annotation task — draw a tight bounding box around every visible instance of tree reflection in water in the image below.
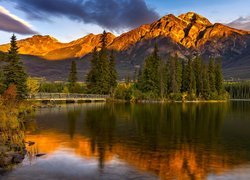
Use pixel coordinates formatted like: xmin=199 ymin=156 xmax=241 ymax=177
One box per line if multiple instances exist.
xmin=23 ymin=102 xmax=250 ymax=179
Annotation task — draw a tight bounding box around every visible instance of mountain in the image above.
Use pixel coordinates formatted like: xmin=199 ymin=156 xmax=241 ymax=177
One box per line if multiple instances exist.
xmin=0 ymin=12 xmax=250 ymax=80
xmin=227 ymin=17 xmax=250 ymax=31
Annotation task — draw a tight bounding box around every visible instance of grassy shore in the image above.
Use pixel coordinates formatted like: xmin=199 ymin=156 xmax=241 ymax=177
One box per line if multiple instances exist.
xmin=0 ymin=98 xmax=36 ymax=168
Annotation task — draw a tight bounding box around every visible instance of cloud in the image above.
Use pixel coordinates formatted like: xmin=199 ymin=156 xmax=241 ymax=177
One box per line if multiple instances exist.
xmin=10 ymin=0 xmax=159 ymax=31
xmin=0 ymin=6 xmax=37 ymax=34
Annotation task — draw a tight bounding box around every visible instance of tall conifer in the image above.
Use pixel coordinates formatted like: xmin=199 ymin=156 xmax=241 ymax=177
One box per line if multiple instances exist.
xmin=109 ymin=50 xmax=117 ymax=93
xmin=68 ymin=60 xmax=78 ymax=92
xmin=3 ymin=34 xmax=27 ymax=99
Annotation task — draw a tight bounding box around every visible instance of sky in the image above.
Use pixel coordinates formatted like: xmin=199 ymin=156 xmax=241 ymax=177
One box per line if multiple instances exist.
xmin=0 ymin=0 xmax=249 ymax=44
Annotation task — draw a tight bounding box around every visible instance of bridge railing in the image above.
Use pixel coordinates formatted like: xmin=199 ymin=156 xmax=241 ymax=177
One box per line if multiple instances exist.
xmin=27 ymin=93 xmax=110 ymax=100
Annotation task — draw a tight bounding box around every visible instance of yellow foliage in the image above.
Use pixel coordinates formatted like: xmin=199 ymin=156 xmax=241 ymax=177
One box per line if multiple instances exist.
xmin=27 ymin=77 xmax=40 ymax=95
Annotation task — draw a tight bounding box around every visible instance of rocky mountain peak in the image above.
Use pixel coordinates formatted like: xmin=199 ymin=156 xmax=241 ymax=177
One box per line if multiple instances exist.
xmin=178 ymin=12 xmax=212 ymax=26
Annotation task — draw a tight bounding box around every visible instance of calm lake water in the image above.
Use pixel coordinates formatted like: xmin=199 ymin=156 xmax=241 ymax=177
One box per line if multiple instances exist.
xmin=1 ymin=102 xmax=250 ymax=180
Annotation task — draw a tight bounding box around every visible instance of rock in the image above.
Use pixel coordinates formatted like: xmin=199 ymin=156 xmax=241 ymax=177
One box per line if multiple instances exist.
xmin=35 ymin=153 xmax=46 ymax=157
xmin=0 ymin=155 xmax=12 ymax=167
xmin=25 ymin=141 xmax=35 ymax=146
xmin=12 ymin=153 xmax=25 ymax=164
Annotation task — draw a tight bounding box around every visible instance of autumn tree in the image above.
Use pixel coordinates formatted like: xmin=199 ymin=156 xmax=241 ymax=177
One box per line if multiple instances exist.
xmin=26 ymin=77 xmax=40 ymax=95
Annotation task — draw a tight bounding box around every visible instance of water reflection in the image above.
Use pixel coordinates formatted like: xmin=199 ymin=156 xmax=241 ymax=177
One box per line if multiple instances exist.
xmin=4 ymin=102 xmax=250 ymax=179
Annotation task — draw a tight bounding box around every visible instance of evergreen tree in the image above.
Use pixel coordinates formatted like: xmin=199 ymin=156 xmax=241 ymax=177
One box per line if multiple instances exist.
xmin=138 ymin=44 xmax=161 ymax=95
xmin=86 ymin=31 xmax=114 ymax=95
xmin=181 ymin=60 xmax=187 ymax=92
xmin=86 ymin=47 xmax=99 ymax=93
xmin=215 ymin=58 xmax=224 ymax=95
xmin=208 ymin=58 xmax=216 ymax=93
xmin=97 ymin=31 xmax=111 ymax=94
xmin=0 ymin=69 xmax=5 ymax=94
xmin=201 ymin=63 xmax=210 ymax=99
xmin=192 ymin=56 xmax=202 ymax=96
xmin=168 ymin=55 xmax=182 ymax=93
xmin=182 ymin=59 xmax=196 ymax=94
xmin=109 ymin=50 xmax=117 ymax=93
xmin=3 ymin=34 xmax=28 ymax=99
xmin=159 ymin=60 xmax=168 ymax=98
xmin=68 ymin=60 xmax=78 ymax=92
xmin=175 ymin=55 xmax=182 ymax=93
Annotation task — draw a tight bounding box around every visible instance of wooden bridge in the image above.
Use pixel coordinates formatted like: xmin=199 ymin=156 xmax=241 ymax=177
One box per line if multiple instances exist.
xmin=28 ymin=93 xmax=110 ymax=103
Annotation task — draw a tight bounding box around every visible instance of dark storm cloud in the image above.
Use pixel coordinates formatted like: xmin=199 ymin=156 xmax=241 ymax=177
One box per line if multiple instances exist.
xmin=0 ymin=7 xmax=37 ymax=34
xmin=11 ymin=0 xmax=159 ymax=31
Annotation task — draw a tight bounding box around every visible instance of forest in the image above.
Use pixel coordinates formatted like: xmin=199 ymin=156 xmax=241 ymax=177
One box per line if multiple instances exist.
xmin=0 ymin=32 xmax=246 ymax=102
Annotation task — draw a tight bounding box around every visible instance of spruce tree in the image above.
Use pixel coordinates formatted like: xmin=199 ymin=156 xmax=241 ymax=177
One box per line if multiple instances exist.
xmin=192 ymin=56 xmax=202 ymax=96
xmin=215 ymin=58 xmax=224 ymax=95
xmin=201 ymin=63 xmax=210 ymax=99
xmin=159 ymin=60 xmax=168 ymax=98
xmin=86 ymin=47 xmax=99 ymax=93
xmin=168 ymin=56 xmax=178 ymax=93
xmin=208 ymin=58 xmax=216 ymax=93
xmin=175 ymin=55 xmax=182 ymax=93
xmin=181 ymin=60 xmax=187 ymax=92
xmin=139 ymin=44 xmax=161 ymax=95
xmin=3 ymin=34 xmax=28 ymax=99
xmin=97 ymin=31 xmax=110 ymax=94
xmin=68 ymin=60 xmax=78 ymax=92
xmin=109 ymin=50 xmax=117 ymax=93
xmin=86 ymin=31 xmax=112 ymax=95
xmin=182 ymin=59 xmax=196 ymax=94
xmin=168 ymin=55 xmax=181 ymax=93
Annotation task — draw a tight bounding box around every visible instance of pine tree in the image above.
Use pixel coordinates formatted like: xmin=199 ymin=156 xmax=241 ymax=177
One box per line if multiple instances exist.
xmin=181 ymin=60 xmax=187 ymax=92
xmin=97 ymin=31 xmax=111 ymax=94
xmin=182 ymin=59 xmax=196 ymax=94
xmin=192 ymin=56 xmax=202 ymax=96
xmin=168 ymin=55 xmax=182 ymax=93
xmin=86 ymin=47 xmax=99 ymax=93
xmin=139 ymin=44 xmax=161 ymax=95
xmin=3 ymin=34 xmax=28 ymax=99
xmin=168 ymin=56 xmax=178 ymax=93
xmin=215 ymin=58 xmax=224 ymax=95
xmin=175 ymin=55 xmax=182 ymax=93
xmin=109 ymin=50 xmax=117 ymax=93
xmin=68 ymin=60 xmax=78 ymax=92
xmin=159 ymin=60 xmax=168 ymax=98
xmin=201 ymin=62 xmax=210 ymax=99
xmin=208 ymin=58 xmax=216 ymax=93
xmin=86 ymin=31 xmax=112 ymax=95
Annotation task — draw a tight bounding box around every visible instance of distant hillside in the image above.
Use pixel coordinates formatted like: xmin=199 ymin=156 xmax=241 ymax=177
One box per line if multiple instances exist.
xmin=0 ymin=12 xmax=250 ymax=80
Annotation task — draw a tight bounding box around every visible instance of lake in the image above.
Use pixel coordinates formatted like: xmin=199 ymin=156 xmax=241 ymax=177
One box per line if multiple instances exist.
xmin=1 ymin=102 xmax=250 ymax=180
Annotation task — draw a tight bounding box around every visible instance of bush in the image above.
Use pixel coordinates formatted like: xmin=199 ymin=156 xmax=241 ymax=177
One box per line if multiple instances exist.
xmin=169 ymin=93 xmax=183 ymax=101
xmin=114 ymin=83 xmax=132 ymax=101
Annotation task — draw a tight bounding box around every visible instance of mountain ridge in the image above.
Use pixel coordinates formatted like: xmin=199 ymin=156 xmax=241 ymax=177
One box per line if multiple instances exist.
xmin=0 ymin=12 xmax=249 ymax=60
xmin=0 ymin=12 xmax=250 ymax=80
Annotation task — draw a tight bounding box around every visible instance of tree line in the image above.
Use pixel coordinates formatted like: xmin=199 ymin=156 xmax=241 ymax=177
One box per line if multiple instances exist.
xmin=225 ymin=81 xmax=250 ymax=99
xmin=0 ymin=33 xmax=229 ymax=101
xmin=133 ymin=44 xmax=227 ymax=101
